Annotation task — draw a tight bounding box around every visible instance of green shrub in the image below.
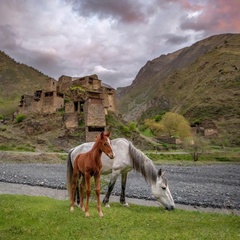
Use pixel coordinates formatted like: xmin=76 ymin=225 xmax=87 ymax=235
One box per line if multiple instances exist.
xmin=129 ymin=122 xmax=137 ymax=131
xmin=193 ymin=119 xmax=201 ymax=125
xmin=120 ymin=125 xmax=130 ymax=135
xmin=16 ymin=114 xmax=26 ymax=123
xmin=70 ymin=85 xmax=85 ymax=92
xmin=64 ymin=98 xmax=71 ymax=104
xmin=151 ymin=111 xmax=166 ymax=122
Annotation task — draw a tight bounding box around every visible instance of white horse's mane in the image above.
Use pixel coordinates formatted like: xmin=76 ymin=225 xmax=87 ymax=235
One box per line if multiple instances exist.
xmin=128 ymin=142 xmax=158 ymax=185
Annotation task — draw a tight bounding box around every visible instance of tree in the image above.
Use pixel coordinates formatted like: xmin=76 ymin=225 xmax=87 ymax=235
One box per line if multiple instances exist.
xmin=183 ymin=135 xmax=208 ymax=161
xmin=144 ymin=118 xmax=163 ymax=136
xmin=145 ymin=112 xmax=191 ymax=140
xmin=160 ymin=112 xmax=191 ymax=138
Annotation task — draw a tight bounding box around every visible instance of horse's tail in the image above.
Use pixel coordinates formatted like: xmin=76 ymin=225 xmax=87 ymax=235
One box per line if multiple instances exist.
xmin=66 ymin=148 xmax=74 ymax=200
xmin=128 ymin=142 xmax=157 ymax=184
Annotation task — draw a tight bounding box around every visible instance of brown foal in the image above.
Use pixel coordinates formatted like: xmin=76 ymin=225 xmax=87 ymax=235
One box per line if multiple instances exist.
xmin=69 ymin=132 xmax=115 ymax=217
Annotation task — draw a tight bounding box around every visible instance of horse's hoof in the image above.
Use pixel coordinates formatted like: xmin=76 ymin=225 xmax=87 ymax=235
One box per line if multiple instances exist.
xmin=70 ymin=207 xmax=74 ymax=212
xmin=85 ymin=212 xmax=90 ymax=218
xmin=122 ymin=203 xmax=129 ymax=207
xmin=99 ymin=212 xmax=104 ymax=218
xmin=105 ymin=203 xmax=110 ymax=208
xmin=81 ymin=206 xmax=85 ymax=212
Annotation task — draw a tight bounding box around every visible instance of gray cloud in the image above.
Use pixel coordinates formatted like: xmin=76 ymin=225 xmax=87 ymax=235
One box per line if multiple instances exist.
xmin=164 ymin=34 xmax=190 ymax=45
xmin=0 ymin=25 xmax=19 ymax=49
xmin=68 ymin=0 xmax=154 ymax=23
xmin=0 ymin=0 xmax=239 ymax=89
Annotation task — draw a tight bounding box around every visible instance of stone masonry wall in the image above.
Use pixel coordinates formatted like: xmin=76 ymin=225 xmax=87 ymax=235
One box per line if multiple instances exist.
xmin=84 ymin=98 xmax=106 ymax=127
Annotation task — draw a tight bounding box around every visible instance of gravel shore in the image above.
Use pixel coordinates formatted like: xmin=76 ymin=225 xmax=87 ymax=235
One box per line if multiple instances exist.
xmin=0 ymin=162 xmax=239 ymax=212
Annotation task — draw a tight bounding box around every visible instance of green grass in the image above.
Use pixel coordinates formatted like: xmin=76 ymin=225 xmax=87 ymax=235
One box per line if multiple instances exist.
xmin=145 ymin=151 xmax=240 ymax=165
xmin=0 ymin=195 xmax=240 ymax=240
xmin=0 ymin=144 xmax=35 ymax=152
xmin=140 ymin=127 xmax=154 ymax=137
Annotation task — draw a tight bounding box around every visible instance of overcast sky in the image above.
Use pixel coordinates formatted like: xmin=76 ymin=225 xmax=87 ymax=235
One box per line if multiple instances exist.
xmin=0 ymin=0 xmax=239 ymax=88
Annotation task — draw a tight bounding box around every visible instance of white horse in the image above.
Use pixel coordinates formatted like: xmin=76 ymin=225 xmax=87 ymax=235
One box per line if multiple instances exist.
xmin=66 ymin=138 xmax=175 ymax=210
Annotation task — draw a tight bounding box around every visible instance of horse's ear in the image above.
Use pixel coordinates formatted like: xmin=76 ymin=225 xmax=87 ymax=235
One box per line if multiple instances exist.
xmin=105 ymin=131 xmax=111 ymax=138
xmin=100 ymin=131 xmax=104 ymax=139
xmin=158 ymin=169 xmax=165 ymax=177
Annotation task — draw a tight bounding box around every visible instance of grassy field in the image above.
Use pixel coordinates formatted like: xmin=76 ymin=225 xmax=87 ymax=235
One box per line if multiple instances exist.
xmin=0 ymin=144 xmax=239 ymax=165
xmin=145 ymin=151 xmax=240 ymax=165
xmin=0 ymin=195 xmax=239 ymax=240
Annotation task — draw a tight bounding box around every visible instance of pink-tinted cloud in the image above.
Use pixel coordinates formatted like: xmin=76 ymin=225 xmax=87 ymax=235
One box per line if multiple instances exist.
xmin=160 ymin=0 xmax=203 ymax=11
xmin=181 ymin=0 xmax=240 ymax=34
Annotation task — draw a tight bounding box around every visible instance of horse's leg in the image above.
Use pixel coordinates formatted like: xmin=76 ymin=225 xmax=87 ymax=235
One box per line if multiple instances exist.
xmin=75 ymin=183 xmax=80 ymax=206
xmin=103 ymin=171 xmax=120 ymax=207
xmin=120 ymin=172 xmax=129 ymax=207
xmin=95 ymin=173 xmax=103 ymax=217
xmin=75 ymin=174 xmax=80 ymax=206
xmin=70 ymin=168 xmax=78 ymax=212
xmin=85 ymin=173 xmax=91 ymax=217
xmin=80 ymin=176 xmax=85 ymax=211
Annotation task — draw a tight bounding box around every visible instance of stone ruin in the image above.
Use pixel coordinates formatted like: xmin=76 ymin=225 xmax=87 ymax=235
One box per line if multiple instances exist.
xmin=18 ymin=74 xmax=117 ymax=142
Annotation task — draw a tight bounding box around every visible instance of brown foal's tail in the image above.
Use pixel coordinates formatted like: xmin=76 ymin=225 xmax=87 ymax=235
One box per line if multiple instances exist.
xmin=66 ymin=149 xmax=74 ymax=200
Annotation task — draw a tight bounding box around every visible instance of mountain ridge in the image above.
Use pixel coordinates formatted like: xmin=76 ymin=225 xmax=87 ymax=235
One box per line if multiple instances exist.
xmin=117 ymin=33 xmax=240 ymax=146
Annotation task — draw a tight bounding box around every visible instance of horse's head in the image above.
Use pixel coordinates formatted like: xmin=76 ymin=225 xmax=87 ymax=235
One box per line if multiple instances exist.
xmin=151 ymin=169 xmax=175 ymax=211
xmin=99 ymin=131 xmax=115 ymax=159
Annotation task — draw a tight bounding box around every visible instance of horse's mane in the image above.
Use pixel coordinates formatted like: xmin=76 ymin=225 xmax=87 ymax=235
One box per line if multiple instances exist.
xmin=128 ymin=142 xmax=157 ymax=185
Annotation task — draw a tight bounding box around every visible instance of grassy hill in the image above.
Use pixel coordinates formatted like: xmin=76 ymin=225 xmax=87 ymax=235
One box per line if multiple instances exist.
xmin=117 ymin=33 xmax=240 ymax=146
xmin=0 ymin=51 xmax=53 ymax=117
xmin=0 ymin=52 xmax=151 ymax=151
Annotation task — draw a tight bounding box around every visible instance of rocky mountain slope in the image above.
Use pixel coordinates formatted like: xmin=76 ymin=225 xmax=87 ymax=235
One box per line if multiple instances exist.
xmin=117 ymin=33 xmax=240 ymax=146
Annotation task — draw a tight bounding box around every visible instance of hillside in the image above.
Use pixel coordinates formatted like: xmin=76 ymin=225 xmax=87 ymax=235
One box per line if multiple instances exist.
xmin=0 ymin=51 xmax=54 ymax=116
xmin=0 ymin=51 xmax=152 ymax=151
xmin=117 ymin=33 xmax=240 ymax=146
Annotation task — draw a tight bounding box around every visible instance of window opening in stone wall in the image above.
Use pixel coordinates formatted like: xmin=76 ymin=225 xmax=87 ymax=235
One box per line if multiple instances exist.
xmin=74 ymin=101 xmax=78 ymax=112
xmin=34 ymin=91 xmax=42 ymax=99
xmin=57 ymin=92 xmax=64 ymax=98
xmin=88 ymin=127 xmax=105 ymax=132
xmin=80 ymin=101 xmax=84 ymax=112
xmin=45 ymin=92 xmax=53 ymax=97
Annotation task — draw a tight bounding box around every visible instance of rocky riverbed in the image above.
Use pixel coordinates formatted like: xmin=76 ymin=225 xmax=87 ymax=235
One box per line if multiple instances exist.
xmin=0 ymin=162 xmax=239 ymax=211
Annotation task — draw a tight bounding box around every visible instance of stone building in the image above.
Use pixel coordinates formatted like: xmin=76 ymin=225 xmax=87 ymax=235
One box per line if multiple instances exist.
xmin=18 ymin=74 xmax=117 ymax=141
xmin=18 ymin=78 xmax=64 ymax=114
